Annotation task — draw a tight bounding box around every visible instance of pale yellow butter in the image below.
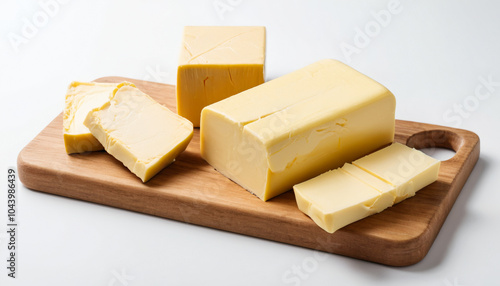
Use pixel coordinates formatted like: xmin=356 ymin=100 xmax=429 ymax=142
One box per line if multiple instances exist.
xmin=177 ymin=26 xmax=266 ymax=127
xmin=84 ymin=83 xmax=194 ymax=182
xmin=201 ymin=59 xmax=396 ymax=201
xmin=353 ymin=142 xmax=441 ymax=203
xmin=342 ymin=163 xmax=397 ymax=205
xmin=294 ymin=169 xmax=392 ymax=233
xmin=293 ymin=143 xmax=441 ymax=233
xmin=63 ymin=81 xmax=124 ymax=154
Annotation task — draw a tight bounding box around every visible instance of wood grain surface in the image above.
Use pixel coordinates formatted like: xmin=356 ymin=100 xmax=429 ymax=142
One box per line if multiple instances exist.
xmin=17 ymin=77 xmax=480 ymax=266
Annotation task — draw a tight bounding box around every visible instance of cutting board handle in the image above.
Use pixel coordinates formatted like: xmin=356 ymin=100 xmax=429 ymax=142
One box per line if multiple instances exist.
xmin=406 ymin=129 xmax=462 ymax=154
xmin=402 ymin=124 xmax=480 ymax=167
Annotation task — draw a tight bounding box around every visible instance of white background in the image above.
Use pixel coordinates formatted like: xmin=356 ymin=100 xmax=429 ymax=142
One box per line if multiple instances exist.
xmin=1 ymin=0 xmax=499 ymax=285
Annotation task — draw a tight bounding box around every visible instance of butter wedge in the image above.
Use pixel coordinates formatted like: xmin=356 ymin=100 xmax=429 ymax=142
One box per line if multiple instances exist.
xmin=201 ymin=59 xmax=395 ymax=201
xmin=293 ymin=143 xmax=441 ymax=233
xmin=177 ymin=26 xmax=266 ymax=127
xmin=84 ymin=83 xmax=194 ymax=182
xmin=63 ymin=81 xmax=125 ymax=154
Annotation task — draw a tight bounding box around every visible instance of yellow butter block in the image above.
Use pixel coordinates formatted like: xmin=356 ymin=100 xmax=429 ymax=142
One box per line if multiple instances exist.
xmin=63 ymin=81 xmax=127 ymax=154
xmin=293 ymin=143 xmax=440 ymax=233
xmin=201 ymin=59 xmax=395 ymax=201
xmin=84 ymin=83 xmax=194 ymax=182
xmin=177 ymin=26 xmax=266 ymax=127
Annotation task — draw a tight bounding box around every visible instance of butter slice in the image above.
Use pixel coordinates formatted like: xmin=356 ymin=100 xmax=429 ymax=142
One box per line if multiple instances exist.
xmin=353 ymin=142 xmax=441 ymax=203
xmin=201 ymin=59 xmax=395 ymax=201
xmin=293 ymin=143 xmax=440 ymax=233
xmin=177 ymin=26 xmax=266 ymax=127
xmin=63 ymin=81 xmax=124 ymax=154
xmin=84 ymin=83 xmax=194 ymax=182
xmin=342 ymin=163 xmax=397 ymax=205
xmin=294 ymin=169 xmax=390 ymax=233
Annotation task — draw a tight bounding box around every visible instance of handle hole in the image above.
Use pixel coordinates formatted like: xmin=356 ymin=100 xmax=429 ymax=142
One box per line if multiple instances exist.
xmin=406 ymin=130 xmax=463 ymax=161
xmin=417 ymin=147 xmax=456 ymax=161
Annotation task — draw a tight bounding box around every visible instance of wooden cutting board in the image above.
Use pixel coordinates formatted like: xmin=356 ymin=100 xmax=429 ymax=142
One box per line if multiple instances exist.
xmin=17 ymin=77 xmax=480 ymax=266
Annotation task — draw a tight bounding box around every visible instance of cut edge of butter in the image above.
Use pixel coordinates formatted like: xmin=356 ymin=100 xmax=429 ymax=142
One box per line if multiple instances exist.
xmin=63 ymin=81 xmax=137 ymax=154
xmin=294 ymin=169 xmax=388 ymax=233
xmin=352 ymin=143 xmax=441 ymax=203
xmin=341 ymin=163 xmax=398 ymax=206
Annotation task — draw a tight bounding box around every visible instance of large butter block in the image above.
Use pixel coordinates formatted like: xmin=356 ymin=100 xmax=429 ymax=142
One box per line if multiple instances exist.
xmin=293 ymin=143 xmax=440 ymax=233
xmin=84 ymin=83 xmax=194 ymax=182
xmin=353 ymin=142 xmax=441 ymax=203
xmin=63 ymin=81 xmax=123 ymax=154
xmin=177 ymin=26 xmax=266 ymax=127
xmin=201 ymin=59 xmax=396 ymax=201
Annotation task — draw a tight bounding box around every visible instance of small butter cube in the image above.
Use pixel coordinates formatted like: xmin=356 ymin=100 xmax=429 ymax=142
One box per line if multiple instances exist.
xmin=63 ymin=81 xmax=126 ymax=154
xmin=84 ymin=83 xmax=194 ymax=182
xmin=293 ymin=143 xmax=440 ymax=233
xmin=177 ymin=26 xmax=266 ymax=127
xmin=201 ymin=59 xmax=395 ymax=201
